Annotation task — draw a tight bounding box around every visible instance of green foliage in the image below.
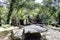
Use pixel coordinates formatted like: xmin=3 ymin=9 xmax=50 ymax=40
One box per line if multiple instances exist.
xmin=0 ymin=0 xmax=59 ymax=25
xmin=10 ymin=0 xmax=39 ymax=19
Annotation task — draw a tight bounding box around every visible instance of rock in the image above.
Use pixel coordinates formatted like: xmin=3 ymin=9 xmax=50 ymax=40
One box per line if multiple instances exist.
xmin=12 ymin=24 xmax=47 ymax=40
xmin=24 ymin=24 xmax=47 ymax=33
xmin=24 ymin=32 xmax=42 ymax=40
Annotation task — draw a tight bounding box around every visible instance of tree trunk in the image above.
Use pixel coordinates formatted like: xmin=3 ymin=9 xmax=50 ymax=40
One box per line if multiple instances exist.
xmin=35 ymin=14 xmax=42 ymax=24
xmin=6 ymin=0 xmax=15 ymax=24
xmin=0 ymin=11 xmax=1 ymax=26
xmin=19 ymin=19 xmax=24 ymax=25
xmin=11 ymin=18 xmax=18 ymax=26
xmin=0 ymin=17 xmax=1 ymax=26
xmin=58 ymin=13 xmax=60 ymax=25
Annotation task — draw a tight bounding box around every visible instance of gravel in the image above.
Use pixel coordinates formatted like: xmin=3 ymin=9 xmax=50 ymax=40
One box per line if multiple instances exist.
xmin=45 ymin=27 xmax=60 ymax=40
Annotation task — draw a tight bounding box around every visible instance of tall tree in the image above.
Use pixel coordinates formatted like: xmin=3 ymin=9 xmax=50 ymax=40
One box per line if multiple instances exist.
xmin=0 ymin=10 xmax=1 ymax=26
xmin=58 ymin=0 xmax=60 ymax=25
xmin=0 ymin=6 xmax=3 ymax=26
xmin=6 ymin=0 xmax=15 ymax=24
xmin=58 ymin=12 xmax=60 ymax=25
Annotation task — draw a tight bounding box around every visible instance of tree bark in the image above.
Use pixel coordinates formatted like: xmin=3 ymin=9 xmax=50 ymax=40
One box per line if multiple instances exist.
xmin=6 ymin=0 xmax=15 ymax=24
xmin=35 ymin=14 xmax=42 ymax=24
xmin=11 ymin=18 xmax=18 ymax=26
xmin=0 ymin=16 xmax=1 ymax=26
xmin=58 ymin=13 xmax=60 ymax=25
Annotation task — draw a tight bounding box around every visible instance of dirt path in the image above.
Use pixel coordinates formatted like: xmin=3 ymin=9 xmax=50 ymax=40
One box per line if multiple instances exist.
xmin=0 ymin=27 xmax=18 ymax=40
xmin=43 ymin=25 xmax=60 ymax=40
xmin=0 ymin=25 xmax=60 ymax=40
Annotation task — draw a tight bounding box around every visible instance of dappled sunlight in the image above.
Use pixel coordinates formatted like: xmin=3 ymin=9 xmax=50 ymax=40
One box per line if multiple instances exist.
xmin=0 ymin=0 xmax=60 ymax=40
